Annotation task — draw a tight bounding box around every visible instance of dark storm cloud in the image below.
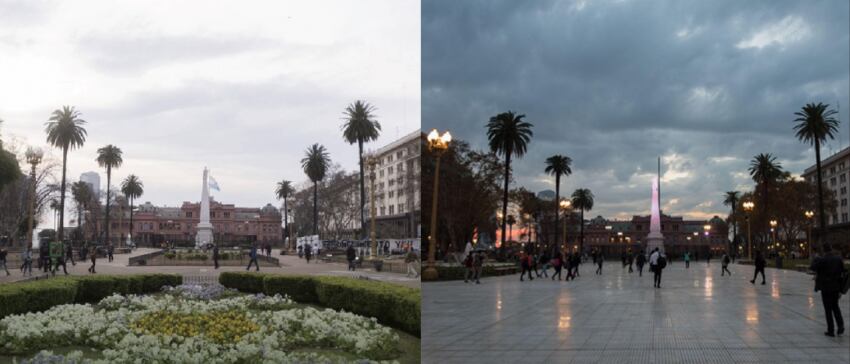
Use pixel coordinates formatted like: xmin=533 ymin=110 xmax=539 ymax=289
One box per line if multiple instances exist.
xmin=423 ymin=0 xmax=850 ymax=220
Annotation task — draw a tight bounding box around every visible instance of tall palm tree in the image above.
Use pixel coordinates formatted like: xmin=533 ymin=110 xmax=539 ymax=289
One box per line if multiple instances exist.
xmin=545 ymin=154 xmax=572 ymax=249
xmin=723 ymin=191 xmax=740 ymax=254
xmin=341 ymin=100 xmax=381 ymax=238
xmin=487 ymin=111 xmax=533 ymax=248
xmin=120 ymin=174 xmax=143 ymax=245
xmin=793 ymin=102 xmax=840 ymax=249
xmin=571 ymin=188 xmax=594 ymax=253
xmin=45 ymin=106 xmax=87 ymax=242
xmin=301 ymin=144 xmax=330 ymax=235
xmin=748 ymin=153 xmax=782 ymax=248
xmin=71 ymin=181 xmax=92 ymax=240
xmin=506 ymin=214 xmax=516 ymax=242
xmin=275 ymin=180 xmax=295 ymax=245
xmin=96 ymin=145 xmax=123 ymax=245
xmin=49 ymin=199 xmax=60 ymax=231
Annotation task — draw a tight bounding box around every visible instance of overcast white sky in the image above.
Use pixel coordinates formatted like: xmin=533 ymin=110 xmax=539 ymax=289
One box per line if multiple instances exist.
xmin=0 ymin=0 xmax=420 ymax=228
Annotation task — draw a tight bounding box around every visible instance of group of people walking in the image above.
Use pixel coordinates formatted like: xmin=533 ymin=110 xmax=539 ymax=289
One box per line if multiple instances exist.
xmin=0 ymin=243 xmax=110 ymax=277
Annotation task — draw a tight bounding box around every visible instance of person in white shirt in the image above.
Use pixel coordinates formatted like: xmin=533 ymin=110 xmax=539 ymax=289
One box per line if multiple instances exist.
xmin=649 ymin=247 xmax=665 ymax=288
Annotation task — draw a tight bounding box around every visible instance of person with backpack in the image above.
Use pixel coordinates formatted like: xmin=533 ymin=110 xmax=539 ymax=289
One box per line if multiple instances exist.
xmin=649 ymin=247 xmax=666 ymax=288
xmin=750 ymin=250 xmax=766 ymax=285
xmin=551 ymin=252 xmax=563 ymax=281
xmin=520 ymin=253 xmax=534 ymax=281
xmin=636 ymin=250 xmax=646 ymax=277
xmin=721 ymin=251 xmax=732 ymax=276
xmin=809 ymin=243 xmax=847 ymax=337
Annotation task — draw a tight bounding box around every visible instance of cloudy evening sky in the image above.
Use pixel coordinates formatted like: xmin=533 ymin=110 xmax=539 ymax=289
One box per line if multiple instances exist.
xmin=423 ymin=0 xmax=850 ymax=221
xmin=0 ymin=0 xmax=420 ymax=227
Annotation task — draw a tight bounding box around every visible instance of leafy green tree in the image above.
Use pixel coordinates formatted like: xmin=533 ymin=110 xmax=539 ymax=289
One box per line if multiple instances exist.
xmin=342 ymin=100 xmax=380 ymax=238
xmin=571 ymin=188 xmax=594 ymax=253
xmin=545 ymin=154 xmax=572 ymax=249
xmin=45 ymin=106 xmax=87 ymax=241
xmin=793 ymin=102 xmax=840 ymax=249
xmin=120 ymin=174 xmax=143 ymax=244
xmin=0 ymin=118 xmax=22 ymax=192
xmin=71 ymin=181 xmax=92 ymax=241
xmin=748 ymin=153 xmax=782 ymax=248
xmin=96 ymin=145 xmax=123 ymax=244
xmin=486 ymin=111 xmax=533 ymax=249
xmin=275 ymin=180 xmax=294 ymax=241
xmin=723 ymin=191 xmax=740 ymax=253
xmin=301 ymin=144 xmax=330 ymax=235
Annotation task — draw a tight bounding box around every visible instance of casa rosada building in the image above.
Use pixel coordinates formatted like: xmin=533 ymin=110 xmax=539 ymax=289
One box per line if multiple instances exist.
xmin=582 ymin=214 xmax=729 ymax=258
xmin=96 ymin=199 xmax=282 ymax=246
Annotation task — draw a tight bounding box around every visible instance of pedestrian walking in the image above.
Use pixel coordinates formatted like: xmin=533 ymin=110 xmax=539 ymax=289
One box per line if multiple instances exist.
xmin=65 ymin=243 xmax=75 ymax=266
xmin=0 ymin=248 xmax=10 ymax=276
xmin=88 ymin=247 xmax=97 ymax=274
xmin=570 ymin=252 xmax=581 ymax=278
xmin=595 ymin=253 xmax=603 ymax=275
xmin=721 ymin=252 xmax=732 ymax=276
xmin=405 ymin=250 xmax=419 ymax=278
xmin=684 ymin=252 xmax=690 ymax=269
xmin=564 ymin=253 xmax=575 ymax=281
xmin=636 ymin=250 xmax=646 ymax=277
xmin=532 ymin=253 xmax=542 ymax=278
xmin=539 ymin=251 xmax=550 ymax=278
xmin=810 ymin=243 xmax=846 ymax=337
xmin=750 ymin=250 xmax=766 ymax=285
xmin=51 ymin=241 xmax=68 ymax=276
xmin=463 ymin=252 xmax=474 ymax=283
xmin=304 ymin=244 xmax=313 ymax=264
xmin=520 ymin=253 xmax=534 ymax=281
xmin=627 ymin=252 xmax=634 ymax=273
xmin=551 ymin=252 xmax=563 ymax=281
xmin=246 ymin=243 xmax=260 ymax=271
xmin=21 ymin=248 xmax=33 ymax=276
xmin=107 ymin=244 xmax=114 ymax=262
xmin=39 ymin=243 xmax=50 ymax=272
xmin=212 ymin=244 xmax=220 ymax=269
xmin=297 ymin=245 xmax=303 ymax=258
xmin=472 ymin=251 xmax=484 ymax=284
xmin=346 ymin=244 xmax=357 ymax=271
xmin=706 ymin=252 xmax=710 ymax=265
xmin=649 ymin=247 xmax=666 ymax=288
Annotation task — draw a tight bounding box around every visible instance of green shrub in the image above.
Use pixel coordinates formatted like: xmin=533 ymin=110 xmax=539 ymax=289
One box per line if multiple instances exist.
xmin=263 ymin=275 xmax=319 ymax=303
xmin=73 ymin=276 xmax=117 ymax=303
xmin=0 ymin=278 xmax=80 ymax=318
xmin=314 ymin=277 xmax=420 ymax=336
xmin=218 ymin=272 xmax=267 ymax=293
xmin=140 ymin=274 xmax=182 ymax=292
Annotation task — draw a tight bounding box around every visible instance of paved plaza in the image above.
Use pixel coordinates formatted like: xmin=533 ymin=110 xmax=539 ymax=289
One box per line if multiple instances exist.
xmin=0 ymin=248 xmax=420 ymax=288
xmin=423 ymin=260 xmax=849 ymax=363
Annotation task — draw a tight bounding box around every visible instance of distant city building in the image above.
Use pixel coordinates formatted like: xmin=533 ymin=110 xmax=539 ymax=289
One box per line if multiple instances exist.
xmin=578 ymin=214 xmax=729 ymax=258
xmin=92 ymin=199 xmax=282 ymax=246
xmin=80 ymin=171 xmax=100 ymax=197
xmin=802 ymin=146 xmax=850 ymax=225
xmin=364 ymin=130 xmax=421 ymax=239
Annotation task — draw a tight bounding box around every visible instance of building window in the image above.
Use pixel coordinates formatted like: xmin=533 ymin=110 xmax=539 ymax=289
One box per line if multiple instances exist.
xmin=831 ymin=177 xmax=837 ymax=186
xmin=388 ymin=166 xmax=394 ymax=175
xmin=842 ymin=174 xmax=847 ymax=183
xmin=224 ymin=212 xmax=230 ymax=218
xmin=388 ymin=191 xmax=394 ymax=198
xmin=843 ymin=213 xmax=848 ymax=223
xmin=397 ymin=151 xmax=403 ymax=159
xmin=399 ymin=204 xmax=405 ymax=213
xmin=379 ymin=170 xmax=384 ymax=177
xmin=842 ymin=187 xmax=847 ymax=195
xmin=186 ymin=212 xmax=193 ymax=218
xmin=842 ymin=199 xmax=847 ymax=207
xmin=389 ymin=205 xmax=395 ymax=215
xmin=380 ymin=207 xmax=386 ymax=216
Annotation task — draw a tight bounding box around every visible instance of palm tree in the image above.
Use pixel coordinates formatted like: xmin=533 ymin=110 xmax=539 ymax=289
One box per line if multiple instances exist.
xmin=71 ymin=181 xmax=92 ymax=240
xmin=96 ymin=145 xmax=123 ymax=245
xmin=45 ymin=106 xmax=87 ymax=242
xmin=275 ymin=180 xmax=295 ymax=246
xmin=120 ymin=175 xmax=143 ymax=245
xmin=723 ymin=191 xmax=740 ymax=254
xmin=506 ymin=214 xmax=516 ymax=242
xmin=487 ymin=111 xmax=533 ymax=248
xmin=545 ymin=155 xmax=572 ymax=249
xmin=793 ymin=102 xmax=840 ymax=249
xmin=341 ymin=100 xmax=381 ymax=239
xmin=301 ymin=144 xmax=330 ymax=235
xmin=748 ymin=153 xmax=782 ymax=248
xmin=571 ymin=188 xmax=594 ymax=253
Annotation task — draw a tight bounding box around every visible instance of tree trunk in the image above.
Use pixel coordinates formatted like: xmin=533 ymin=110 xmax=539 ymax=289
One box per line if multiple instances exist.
xmin=58 ymin=147 xmax=68 ymax=242
xmin=814 ymin=138 xmax=826 ymax=251
xmin=358 ymin=139 xmax=365 ymax=239
xmin=501 ymin=147 xmax=512 ymax=248
xmin=580 ymin=208 xmax=585 ymax=253
xmin=129 ymin=197 xmax=134 ymax=244
xmin=313 ymin=182 xmax=318 ymax=235
xmin=105 ymin=167 xmax=111 ymax=245
xmin=554 ymin=174 xmax=560 ymax=252
xmin=283 ymin=196 xmax=288 ymax=248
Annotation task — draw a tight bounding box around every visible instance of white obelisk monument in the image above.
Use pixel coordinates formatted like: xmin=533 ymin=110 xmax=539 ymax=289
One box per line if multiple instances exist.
xmin=646 ymin=158 xmax=664 ymax=254
xmin=195 ymin=167 xmax=214 ymax=248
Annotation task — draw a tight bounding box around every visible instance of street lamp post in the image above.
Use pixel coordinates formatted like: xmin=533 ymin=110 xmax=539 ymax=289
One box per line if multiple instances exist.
xmin=703 ymin=224 xmax=711 ymax=257
xmin=743 ymin=201 xmax=754 ymax=260
xmin=559 ymin=199 xmax=570 ymax=252
xmin=804 ymin=210 xmax=814 ymax=259
xmin=769 ymin=219 xmax=777 ymax=255
xmin=423 ymin=129 xmax=451 ymax=281
xmin=25 ymin=148 xmax=43 ymax=250
xmin=368 ymin=157 xmax=378 ymax=258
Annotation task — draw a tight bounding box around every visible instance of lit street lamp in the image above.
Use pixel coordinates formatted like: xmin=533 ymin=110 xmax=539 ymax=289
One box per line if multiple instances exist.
xmin=804 ymin=210 xmax=814 ymax=258
xmin=25 ymin=147 xmax=43 ymax=250
xmin=769 ymin=219 xmax=777 ymax=254
xmin=559 ymin=199 xmax=571 ymax=250
xmin=743 ymin=201 xmax=754 ymax=260
xmin=423 ymin=129 xmax=451 ymax=280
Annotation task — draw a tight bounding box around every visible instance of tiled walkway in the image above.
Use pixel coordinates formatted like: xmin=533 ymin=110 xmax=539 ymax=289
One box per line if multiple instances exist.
xmin=423 ymin=260 xmax=849 ymax=363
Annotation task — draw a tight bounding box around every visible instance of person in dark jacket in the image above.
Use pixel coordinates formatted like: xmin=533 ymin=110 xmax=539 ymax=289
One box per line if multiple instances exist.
xmin=595 ymin=252 xmax=603 ymax=275
xmin=636 ymin=250 xmax=646 ymax=277
xmin=212 ymin=244 xmax=220 ymax=269
xmin=65 ymin=243 xmax=75 ymax=266
xmin=246 ymin=243 xmax=260 ymax=271
xmin=88 ymin=247 xmax=97 ymax=274
xmin=750 ymin=250 xmax=766 ymax=285
xmin=346 ymin=244 xmax=357 ymax=271
xmin=520 ymin=253 xmax=534 ymax=281
xmin=304 ymin=244 xmax=313 ymax=264
xmin=810 ymin=244 xmax=846 ymax=337
xmin=107 ymin=244 xmax=114 ymax=262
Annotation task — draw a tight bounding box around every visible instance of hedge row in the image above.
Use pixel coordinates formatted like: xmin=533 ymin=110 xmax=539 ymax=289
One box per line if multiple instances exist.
xmin=0 ymin=274 xmax=182 ymax=318
xmin=424 ymin=264 xmax=520 ymax=281
xmin=219 ymin=272 xmax=420 ymax=336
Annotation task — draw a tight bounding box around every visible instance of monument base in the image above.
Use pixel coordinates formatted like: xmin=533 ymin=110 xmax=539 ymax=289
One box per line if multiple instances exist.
xmin=195 ymin=222 xmax=214 ymax=248
xmin=646 ymin=234 xmax=664 ymax=255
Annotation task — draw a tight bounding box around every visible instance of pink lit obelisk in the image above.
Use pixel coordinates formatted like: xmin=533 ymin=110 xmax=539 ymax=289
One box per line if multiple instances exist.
xmin=646 ymin=175 xmax=665 ymax=254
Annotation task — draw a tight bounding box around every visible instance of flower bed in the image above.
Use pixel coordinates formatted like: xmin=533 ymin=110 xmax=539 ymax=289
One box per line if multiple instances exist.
xmin=219 ymin=273 xmax=421 ymax=336
xmin=0 ymin=284 xmax=411 ymax=363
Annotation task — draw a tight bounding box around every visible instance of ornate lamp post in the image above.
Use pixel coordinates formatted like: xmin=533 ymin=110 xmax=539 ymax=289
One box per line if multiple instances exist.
xmin=743 ymin=201 xmax=754 ymax=260
xmin=25 ymin=148 xmax=43 ymax=250
xmin=769 ymin=219 xmax=777 ymax=254
xmin=804 ymin=210 xmax=814 ymax=258
xmin=703 ymin=224 xmax=711 ymax=255
xmin=423 ymin=129 xmax=451 ymax=281
xmin=559 ymin=199 xmax=571 ymax=251
xmin=367 ymin=156 xmax=378 ymax=258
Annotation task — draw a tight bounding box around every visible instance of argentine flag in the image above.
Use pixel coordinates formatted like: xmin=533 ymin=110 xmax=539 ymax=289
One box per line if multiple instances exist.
xmin=209 ymin=175 xmax=221 ymax=192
